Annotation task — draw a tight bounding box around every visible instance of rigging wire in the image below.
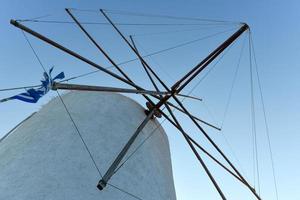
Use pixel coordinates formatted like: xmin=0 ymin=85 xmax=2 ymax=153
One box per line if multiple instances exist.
xmin=0 ymin=28 xmax=235 ymax=93
xmin=131 ymin=26 xmax=237 ymax=38
xmin=107 ymin=183 xmax=144 ymax=200
xmin=220 ymin=34 xmax=247 ymax=129
xmin=21 ymin=19 xmax=235 ymax=27
xmin=131 ymin=37 xmax=175 ymax=86
xmin=113 ymin=116 xmax=168 ymax=174
xmin=17 ymin=14 xmax=52 ymax=22
xmin=56 ymin=91 xmax=103 ymax=178
xmin=21 ymin=30 xmax=103 ymax=179
xmin=21 ymin=31 xmax=47 ymax=72
xmin=196 ymin=32 xmax=250 ymax=180
xmin=249 ymin=31 xmax=260 ymax=194
xmin=201 ymin=100 xmax=218 ymax=128
xmin=183 ymin=37 xmax=235 ymax=96
xmin=58 ymin=27 xmax=234 ymax=83
xmin=250 ymin=32 xmax=279 ymax=200
xmin=214 ymin=34 xmax=248 ymax=178
xmin=70 ymin=8 xmax=241 ymax=25
xmin=184 ymin=35 xmax=247 ymax=175
xmin=0 ymin=84 xmax=41 ymax=92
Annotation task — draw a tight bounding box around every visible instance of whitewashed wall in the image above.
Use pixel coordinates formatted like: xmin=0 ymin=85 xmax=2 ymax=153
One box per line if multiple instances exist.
xmin=0 ymin=91 xmax=177 ymax=200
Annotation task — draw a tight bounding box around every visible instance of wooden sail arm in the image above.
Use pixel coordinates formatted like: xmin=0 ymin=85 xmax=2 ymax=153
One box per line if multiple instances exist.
xmin=52 ymin=82 xmax=170 ymax=96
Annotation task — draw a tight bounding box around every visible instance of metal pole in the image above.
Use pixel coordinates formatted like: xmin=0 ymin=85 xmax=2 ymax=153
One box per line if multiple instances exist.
xmin=158 ymin=110 xmax=247 ymax=184
xmin=97 ymin=108 xmax=155 ymax=190
xmin=10 ymin=19 xmax=142 ymax=92
xmin=65 ymin=9 xmax=135 ymax=83
xmin=163 ymin=104 xmax=227 ymax=200
xmin=174 ymin=24 xmax=249 ymax=91
xmin=100 ymin=9 xmax=170 ymax=91
xmin=52 ymin=82 xmax=170 ymax=96
xmin=97 ymin=91 xmax=173 ymax=189
xmin=130 ymin=36 xmax=227 ymax=199
xmin=171 ymin=96 xmax=261 ymax=200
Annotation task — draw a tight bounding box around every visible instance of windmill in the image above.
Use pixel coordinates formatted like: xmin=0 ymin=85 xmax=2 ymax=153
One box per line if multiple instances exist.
xmin=0 ymin=8 xmax=272 ymax=200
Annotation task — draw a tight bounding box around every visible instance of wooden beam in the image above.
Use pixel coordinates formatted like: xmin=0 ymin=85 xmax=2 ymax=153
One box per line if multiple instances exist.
xmin=52 ymin=82 xmax=170 ymax=96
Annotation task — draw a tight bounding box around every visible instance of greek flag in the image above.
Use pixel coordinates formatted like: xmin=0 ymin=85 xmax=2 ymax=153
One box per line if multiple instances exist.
xmin=0 ymin=67 xmax=65 ymax=103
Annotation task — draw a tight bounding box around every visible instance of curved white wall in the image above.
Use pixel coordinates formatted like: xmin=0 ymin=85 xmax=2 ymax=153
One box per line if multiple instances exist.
xmin=0 ymin=91 xmax=177 ymax=200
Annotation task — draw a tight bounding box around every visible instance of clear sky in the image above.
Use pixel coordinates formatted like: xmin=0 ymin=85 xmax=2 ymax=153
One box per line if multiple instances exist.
xmin=0 ymin=0 xmax=299 ymax=200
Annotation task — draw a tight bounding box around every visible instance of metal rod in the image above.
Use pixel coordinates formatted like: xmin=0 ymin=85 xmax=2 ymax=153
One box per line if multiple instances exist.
xmin=9 ymin=19 xmax=143 ymax=92
xmin=159 ymin=110 xmax=246 ymax=185
xmin=186 ymin=132 xmax=245 ymax=183
xmin=100 ymin=9 xmax=170 ymax=92
xmin=131 ymin=33 xmax=220 ymax=132
xmin=97 ymin=108 xmax=155 ymax=190
xmin=129 ymin=36 xmax=161 ymax=99
xmin=65 ymin=9 xmax=135 ymax=84
xmin=98 ymin=92 xmax=172 ymax=189
xmin=168 ymin=102 xmax=221 ymax=131
xmin=176 ymin=94 xmax=202 ymax=101
xmin=52 ymin=82 xmax=170 ymax=96
xmin=164 ymin=105 xmax=227 ymax=199
xmin=174 ymin=24 xmax=249 ymax=92
xmin=131 ymin=36 xmax=227 ymax=199
xmin=129 ymin=36 xmax=220 ymax=131
xmin=128 ymin=36 xmax=203 ymax=102
xmin=129 ymin=35 xmax=164 ymax=118
xmin=171 ymin=96 xmax=261 ymax=200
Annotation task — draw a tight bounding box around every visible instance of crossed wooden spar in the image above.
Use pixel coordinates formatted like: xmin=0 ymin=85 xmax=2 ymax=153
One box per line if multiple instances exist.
xmin=10 ymin=9 xmax=262 ymax=200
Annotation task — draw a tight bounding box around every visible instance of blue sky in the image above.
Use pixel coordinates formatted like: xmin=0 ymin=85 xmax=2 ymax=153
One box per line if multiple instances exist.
xmin=0 ymin=0 xmax=299 ymax=199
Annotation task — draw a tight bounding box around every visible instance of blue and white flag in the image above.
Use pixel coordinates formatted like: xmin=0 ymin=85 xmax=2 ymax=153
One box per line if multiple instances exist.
xmin=0 ymin=67 xmax=65 ymax=103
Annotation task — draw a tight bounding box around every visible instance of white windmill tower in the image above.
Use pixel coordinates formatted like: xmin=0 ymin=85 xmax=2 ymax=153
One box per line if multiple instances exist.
xmin=0 ymin=91 xmax=177 ymax=199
